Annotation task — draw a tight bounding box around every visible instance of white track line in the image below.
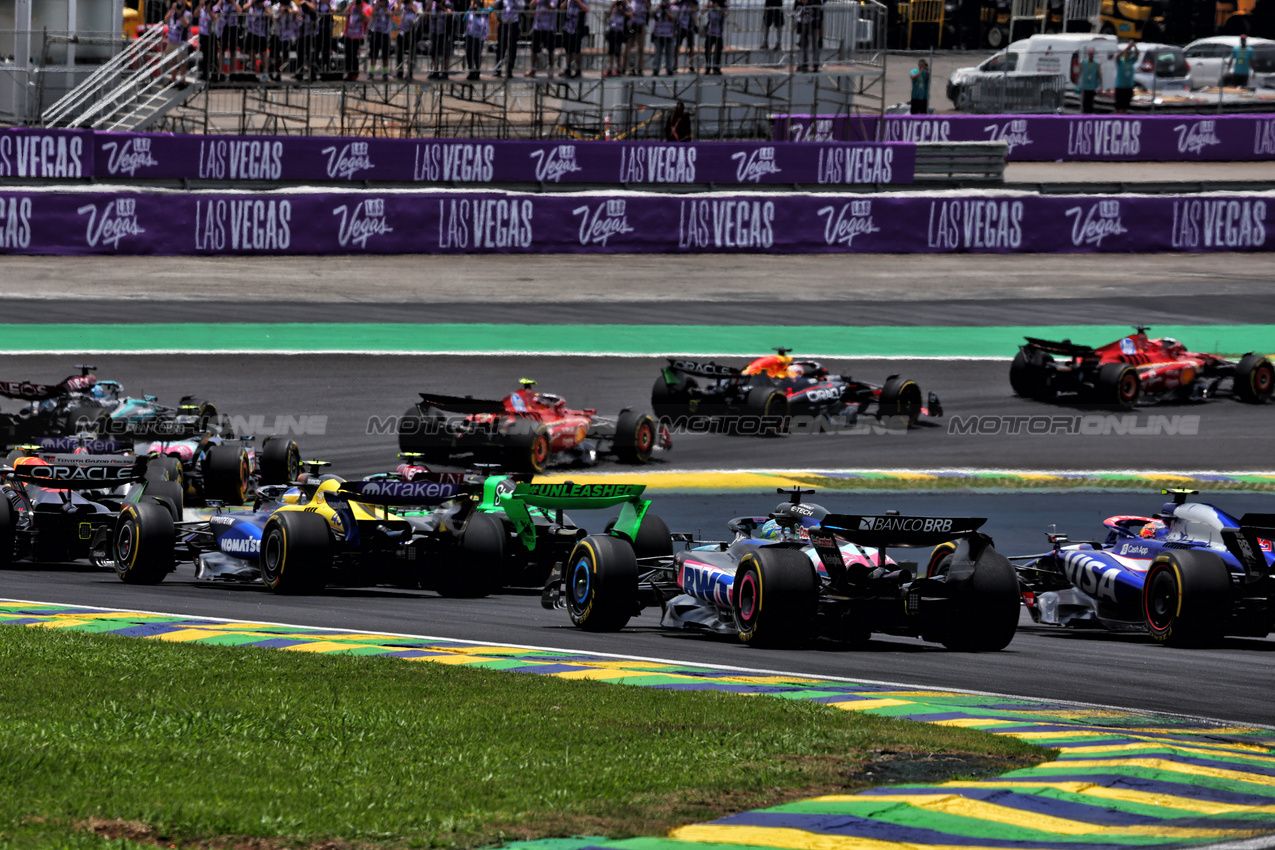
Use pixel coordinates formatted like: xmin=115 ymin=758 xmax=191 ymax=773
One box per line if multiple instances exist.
xmin=5 ymin=595 xmax=1271 ymax=733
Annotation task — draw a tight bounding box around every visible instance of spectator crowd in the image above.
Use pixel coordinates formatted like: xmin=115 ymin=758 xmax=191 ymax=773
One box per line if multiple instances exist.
xmin=156 ymin=0 xmax=822 ymax=82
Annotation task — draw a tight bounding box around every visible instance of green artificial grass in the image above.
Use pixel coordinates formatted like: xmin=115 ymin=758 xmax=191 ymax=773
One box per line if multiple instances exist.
xmin=0 ymin=626 xmax=1047 ymax=850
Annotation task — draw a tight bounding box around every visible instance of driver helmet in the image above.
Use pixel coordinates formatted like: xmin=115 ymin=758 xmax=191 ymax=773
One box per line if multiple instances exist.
xmin=1161 ymin=337 xmax=1184 ymax=357
xmin=1140 ymin=519 xmax=1166 ymax=539
xmin=757 ymin=519 xmax=783 ymax=540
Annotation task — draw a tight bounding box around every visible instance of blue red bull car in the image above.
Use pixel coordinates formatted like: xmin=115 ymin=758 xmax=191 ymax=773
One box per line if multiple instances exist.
xmin=1014 ymin=490 xmax=1275 ymax=646
xmin=544 ymin=488 xmax=1019 ymax=651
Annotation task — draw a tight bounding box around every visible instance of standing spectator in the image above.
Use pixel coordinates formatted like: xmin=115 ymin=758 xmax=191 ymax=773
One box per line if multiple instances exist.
xmin=526 ymin=0 xmax=558 ymax=77
xmin=271 ymin=0 xmax=300 ymax=80
xmin=397 ymin=0 xmax=423 ymax=78
xmin=1078 ymin=45 xmax=1101 ymax=113
xmin=218 ymin=0 xmax=240 ymax=74
xmin=604 ymin=0 xmax=628 ymax=76
xmin=561 ymin=0 xmax=588 ymax=78
xmin=702 ymin=0 xmax=724 ymax=74
xmin=195 ymin=0 xmax=217 ymax=81
xmin=909 ymin=57 xmax=929 ymax=114
xmin=241 ymin=0 xmax=271 ymax=81
xmin=163 ymin=1 xmax=192 ymax=83
xmin=650 ymin=0 xmax=676 ymax=75
xmin=794 ymin=0 xmax=821 ymax=72
xmin=367 ymin=0 xmax=394 ymax=79
xmin=675 ymin=0 xmax=697 ymax=73
xmin=427 ymin=0 xmax=453 ymax=78
xmin=294 ymin=0 xmax=315 ymax=79
xmin=1113 ymin=40 xmax=1136 ymax=113
xmin=342 ymin=0 xmax=369 ymax=79
xmin=625 ymin=0 xmax=648 ymax=75
xmin=1227 ymin=33 xmax=1256 ymax=87
xmin=759 ymin=0 xmax=781 ymax=50
xmin=664 ymin=100 xmax=690 ymax=140
xmin=313 ymin=0 xmax=334 ymax=76
xmin=463 ymin=1 xmax=490 ymax=78
xmin=495 ymin=0 xmax=523 ymax=76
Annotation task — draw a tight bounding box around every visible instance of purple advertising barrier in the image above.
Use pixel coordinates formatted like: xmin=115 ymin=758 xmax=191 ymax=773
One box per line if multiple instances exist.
xmin=89 ymin=132 xmax=916 ymax=185
xmin=0 ymin=129 xmax=94 ymax=179
xmin=774 ymin=113 xmax=1275 ymax=162
xmin=0 ymin=189 xmax=1268 ymax=255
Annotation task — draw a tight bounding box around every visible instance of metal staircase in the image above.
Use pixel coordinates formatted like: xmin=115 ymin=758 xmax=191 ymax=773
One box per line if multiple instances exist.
xmin=42 ymin=27 xmax=205 ymax=131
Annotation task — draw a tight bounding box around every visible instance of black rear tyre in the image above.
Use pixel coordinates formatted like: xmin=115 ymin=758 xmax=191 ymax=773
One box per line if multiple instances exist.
xmin=503 ymin=423 xmax=551 ymax=474
xmin=651 ymin=376 xmax=691 ymax=422
xmin=566 ymin=534 xmax=638 ymax=632
xmin=205 ymin=444 xmax=251 ymax=504
xmin=435 ymin=513 xmax=507 ymax=598
xmin=113 ymin=501 xmax=174 ymax=584
xmin=1235 ymin=354 xmax=1274 ymax=404
xmin=879 ymin=376 xmax=924 ymax=425
xmin=744 ymin=385 xmax=788 ymax=436
xmin=1010 ymin=350 xmax=1054 ymax=401
xmin=259 ymin=511 xmax=332 ymax=594
xmin=1143 ymin=550 xmax=1232 ymax=647
xmin=260 ymin=437 xmax=302 ymax=485
xmin=613 ymin=410 xmax=658 ymax=464
xmin=144 ymin=480 xmax=184 ymax=524
xmin=1095 ymin=362 xmax=1140 ymax=409
xmin=630 ymin=513 xmax=672 ymax=560
xmin=732 ymin=547 xmax=818 ymax=647
xmin=931 ymin=543 xmax=1020 ymax=651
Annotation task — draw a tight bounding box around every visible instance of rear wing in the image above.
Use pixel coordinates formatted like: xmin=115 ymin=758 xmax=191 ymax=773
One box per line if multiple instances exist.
xmin=1221 ymin=513 xmax=1275 ymax=575
xmin=3 ymin=453 xmax=146 ymax=488
xmin=818 ymin=514 xmax=987 ymax=548
xmin=1022 ymin=337 xmax=1095 ymax=358
xmin=417 ymin=393 xmax=507 ymax=415
xmin=336 ymin=474 xmax=482 ymax=506
xmin=664 ymin=359 xmax=741 ymax=379
xmin=501 ymin=481 xmax=651 ymax=552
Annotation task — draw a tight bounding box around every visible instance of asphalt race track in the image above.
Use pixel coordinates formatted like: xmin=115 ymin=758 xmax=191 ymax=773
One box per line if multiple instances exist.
xmin=1 ymin=353 xmax=1269 ymax=473
xmin=6 ymin=491 xmax=1275 ymax=726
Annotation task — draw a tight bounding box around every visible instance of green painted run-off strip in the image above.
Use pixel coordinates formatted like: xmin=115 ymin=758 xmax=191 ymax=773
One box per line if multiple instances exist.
xmin=0 ymin=324 xmax=1271 ymax=357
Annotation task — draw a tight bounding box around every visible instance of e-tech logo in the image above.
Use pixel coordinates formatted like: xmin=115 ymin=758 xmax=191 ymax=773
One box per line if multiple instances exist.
xmin=334 ymin=198 xmax=393 ymax=249
xmin=530 ymin=145 xmax=583 ymax=182
xmin=1066 ymin=199 xmax=1128 ymax=248
xmin=858 ymin=517 xmax=954 ymax=533
xmin=1062 ymin=550 xmax=1120 ymax=601
xmin=1174 ymin=119 xmax=1223 ymax=155
xmin=817 ymin=200 xmax=880 ymax=248
xmin=679 ymin=560 xmax=732 ymax=606
xmin=572 ymin=198 xmax=635 ymax=247
xmin=100 ymin=136 xmax=160 ymax=177
xmin=322 ymin=141 xmax=375 ymax=179
xmin=731 ymin=147 xmax=782 ymax=183
xmin=78 ymin=198 xmax=145 ymax=251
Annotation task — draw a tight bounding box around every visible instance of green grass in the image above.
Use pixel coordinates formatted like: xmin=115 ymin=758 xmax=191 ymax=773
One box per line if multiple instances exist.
xmin=0 ymin=627 xmax=1048 ymax=850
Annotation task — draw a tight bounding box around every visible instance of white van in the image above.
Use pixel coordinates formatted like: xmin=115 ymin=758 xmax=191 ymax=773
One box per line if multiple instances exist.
xmin=947 ymin=33 xmax=1120 ymax=107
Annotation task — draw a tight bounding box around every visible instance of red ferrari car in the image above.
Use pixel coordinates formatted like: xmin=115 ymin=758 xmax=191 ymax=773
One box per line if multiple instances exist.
xmin=1011 ymin=327 xmax=1274 ymax=408
xmin=398 ymin=380 xmax=670 ymax=473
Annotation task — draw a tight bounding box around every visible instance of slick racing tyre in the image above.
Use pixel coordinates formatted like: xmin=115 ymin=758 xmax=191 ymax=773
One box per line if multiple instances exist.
xmin=1234 ymin=354 xmax=1275 ymax=404
xmin=613 ymin=410 xmax=658 ymax=464
xmin=144 ymin=480 xmax=184 ymax=524
xmin=1094 ymin=362 xmax=1140 ymax=409
xmin=61 ymin=401 xmax=106 ymax=437
xmin=259 ymin=511 xmax=332 ymax=594
xmin=607 ymin=513 xmax=673 ymax=560
xmin=566 ymin=534 xmax=638 ymax=632
xmin=930 ymin=540 xmax=1020 ymax=651
xmin=651 ymin=376 xmax=692 ymax=422
xmin=1009 ymin=350 xmax=1055 ymax=401
xmin=435 ymin=513 xmax=507 ymax=598
xmin=743 ymin=385 xmax=788 ymax=436
xmin=145 ymin=456 xmax=184 ymax=497
xmin=731 ymin=547 xmax=818 ymax=647
xmin=504 ymin=423 xmax=552 ymax=474
xmin=113 ymin=501 xmax=174 ymax=585
xmin=260 ymin=437 xmax=302 ymax=485
xmin=0 ymin=496 xmax=14 ymax=568
xmin=205 ymin=444 xmax=251 ymax=504
xmin=398 ymin=405 xmax=451 ymax=460
xmin=878 ymin=376 xmax=924 ymax=426
xmin=1143 ymin=550 xmax=1232 ymax=647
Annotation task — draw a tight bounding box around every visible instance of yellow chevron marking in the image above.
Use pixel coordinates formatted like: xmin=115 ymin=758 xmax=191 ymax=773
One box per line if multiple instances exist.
xmin=151 ymin=629 xmax=226 ymax=642
xmin=828 ymin=699 xmax=914 ymax=711
xmin=948 ymin=781 xmax=1275 ymax=815
xmin=552 ymin=669 xmax=669 ymax=681
xmin=1059 ymin=742 xmax=1275 ymax=764
xmin=932 ymin=719 xmax=1018 ymax=728
xmin=1036 ymin=757 xmax=1275 ymax=786
xmin=671 ymin=824 xmax=999 ymax=850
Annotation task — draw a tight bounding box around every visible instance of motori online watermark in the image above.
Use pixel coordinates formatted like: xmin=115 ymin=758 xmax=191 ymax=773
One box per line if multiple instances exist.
xmin=87 ymin=414 xmax=328 ymax=438
xmin=947 ymin=414 xmax=1200 ymax=436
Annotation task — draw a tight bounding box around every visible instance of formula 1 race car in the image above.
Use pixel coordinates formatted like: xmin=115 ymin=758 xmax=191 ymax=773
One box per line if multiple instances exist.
xmin=0 ymin=452 xmax=183 ymax=569
xmin=114 ymin=463 xmax=513 ymax=595
xmin=398 ymin=380 xmax=670 ymax=474
xmin=1014 ymin=490 xmax=1275 ymax=646
xmin=543 ymin=488 xmax=1020 ymax=651
xmin=1010 ymin=327 xmax=1274 ymax=409
xmin=652 ymin=348 xmax=942 ymax=433
xmin=394 ymin=455 xmax=671 ymax=587
xmin=0 ymin=365 xmax=222 ymax=449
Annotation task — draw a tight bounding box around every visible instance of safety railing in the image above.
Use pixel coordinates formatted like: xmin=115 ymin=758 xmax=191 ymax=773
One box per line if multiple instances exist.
xmin=42 ymin=27 xmax=164 ymax=126
xmin=75 ymin=44 xmax=197 ymax=130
